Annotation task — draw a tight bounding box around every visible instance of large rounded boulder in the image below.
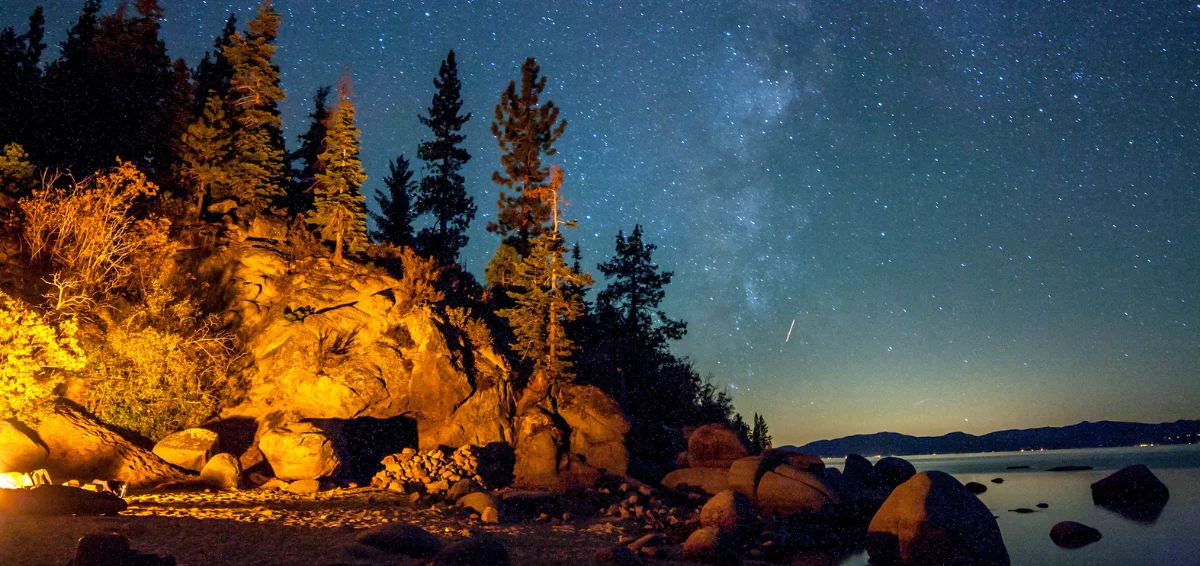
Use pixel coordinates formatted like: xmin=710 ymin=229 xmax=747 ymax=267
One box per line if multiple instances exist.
xmin=866 ymin=471 xmax=1009 ymax=566
xmin=35 ymin=402 xmax=188 ymax=488
xmin=554 ymin=384 xmax=630 ymax=475
xmin=152 ymin=428 xmax=220 ymax=472
xmin=756 ymin=464 xmax=840 ymax=516
xmin=874 ymin=456 xmax=917 ymax=490
xmin=687 ymin=424 xmax=749 ymax=469
xmin=661 ymin=467 xmax=729 ymax=495
xmin=257 ymin=421 xmax=344 ymax=480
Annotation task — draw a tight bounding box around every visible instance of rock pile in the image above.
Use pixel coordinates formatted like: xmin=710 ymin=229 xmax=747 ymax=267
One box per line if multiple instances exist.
xmin=370 ymin=446 xmax=485 ymax=494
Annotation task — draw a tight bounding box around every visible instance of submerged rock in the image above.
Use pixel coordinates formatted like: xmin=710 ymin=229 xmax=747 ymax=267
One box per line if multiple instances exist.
xmin=1090 ymin=464 xmax=1169 ymax=522
xmin=1050 ymin=521 xmax=1102 ymax=549
xmin=866 ymin=471 xmax=1010 ymax=566
xmin=965 ymin=481 xmax=988 ymax=494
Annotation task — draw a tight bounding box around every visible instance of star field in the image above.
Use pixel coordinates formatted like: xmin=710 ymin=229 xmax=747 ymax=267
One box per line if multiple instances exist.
xmin=5 ymin=1 xmax=1197 ymax=445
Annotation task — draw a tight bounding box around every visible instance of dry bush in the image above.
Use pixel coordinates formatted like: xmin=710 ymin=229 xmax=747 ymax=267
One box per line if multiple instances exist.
xmin=20 ymin=160 xmax=161 ymax=313
xmin=396 ymin=246 xmax=444 ymax=314
xmin=279 ymin=214 xmax=326 ymax=264
xmin=315 ymin=328 xmax=358 ymax=375
xmin=0 ymin=290 xmax=86 ymax=423
xmin=79 ymin=276 xmax=238 ymax=441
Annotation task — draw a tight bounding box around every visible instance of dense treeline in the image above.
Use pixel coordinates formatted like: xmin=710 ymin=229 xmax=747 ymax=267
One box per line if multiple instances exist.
xmin=0 ymin=1 xmax=766 ymax=477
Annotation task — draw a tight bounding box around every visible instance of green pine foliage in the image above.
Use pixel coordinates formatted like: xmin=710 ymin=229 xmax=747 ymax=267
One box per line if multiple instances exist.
xmin=224 ymin=0 xmax=286 ymax=217
xmin=415 ymin=50 xmax=476 ymax=265
xmin=370 ymin=155 xmax=417 ymax=247
xmin=597 ymin=225 xmax=687 ymax=346
xmin=310 ymin=77 xmax=368 ymax=264
xmin=0 ymin=6 xmax=45 ymax=149
xmin=498 ymin=168 xmax=592 ymax=390
xmin=179 ymin=95 xmax=232 ymax=219
xmin=488 ymin=57 xmax=567 ymax=251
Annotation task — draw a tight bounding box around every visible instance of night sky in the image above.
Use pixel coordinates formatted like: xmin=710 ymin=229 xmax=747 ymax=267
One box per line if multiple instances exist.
xmin=4 ymin=1 xmax=1197 ymax=445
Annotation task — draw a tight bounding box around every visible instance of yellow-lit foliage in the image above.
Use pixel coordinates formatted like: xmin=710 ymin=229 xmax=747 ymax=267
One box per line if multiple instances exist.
xmin=0 ymin=291 xmax=86 ymax=423
xmin=20 ymin=160 xmax=161 ymax=312
xmin=396 ymin=246 xmax=444 ymax=314
xmin=0 ymin=143 xmax=35 ymax=196
xmin=446 ymin=306 xmax=497 ymax=355
xmin=80 ymin=277 xmax=237 ymax=441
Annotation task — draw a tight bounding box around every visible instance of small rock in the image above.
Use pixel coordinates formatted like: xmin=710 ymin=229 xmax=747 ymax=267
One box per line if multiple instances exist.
xmin=1009 ymin=508 xmax=1036 ymax=514
xmin=72 ymin=532 xmax=130 ymax=566
xmin=457 ymin=491 xmax=499 ymax=515
xmin=595 ymin=545 xmax=642 ymax=565
xmin=965 ymin=481 xmax=988 ymax=494
xmin=1050 ymin=521 xmax=1103 ymax=549
xmin=198 ymin=453 xmax=241 ymax=490
xmin=991 ymin=477 xmax=1004 ymax=484
xmin=1036 ymin=502 xmax=1049 ymax=509
xmin=681 ymin=527 xmax=740 ymax=565
xmin=481 ymin=506 xmax=499 ymax=524
xmin=355 ymin=523 xmax=442 ymax=557
xmin=699 ymin=490 xmax=756 ymax=539
xmin=431 ymin=537 xmax=510 ymax=566
xmin=286 ymin=479 xmax=320 ymax=495
xmin=1047 ymin=465 xmax=1093 ymax=472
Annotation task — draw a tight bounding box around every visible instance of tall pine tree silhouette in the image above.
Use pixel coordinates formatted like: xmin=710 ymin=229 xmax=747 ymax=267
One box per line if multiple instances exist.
xmin=309 ymin=74 xmax=367 ymax=264
xmin=415 ymin=50 xmax=475 ymax=265
xmin=225 ymin=0 xmax=286 ymax=217
xmin=193 ymin=13 xmax=237 ymax=114
xmin=488 ymin=57 xmax=567 ymax=252
xmin=370 ymin=155 xmax=417 ymax=247
xmin=0 ymin=6 xmax=45 ymax=150
xmin=289 ymin=85 xmax=332 ymax=216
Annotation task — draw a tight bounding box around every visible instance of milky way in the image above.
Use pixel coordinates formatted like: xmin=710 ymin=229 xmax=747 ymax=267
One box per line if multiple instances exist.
xmin=5 ymin=1 xmax=1197 ymax=444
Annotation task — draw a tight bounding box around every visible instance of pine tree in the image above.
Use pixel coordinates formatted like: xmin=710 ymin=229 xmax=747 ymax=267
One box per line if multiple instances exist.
xmin=488 ymin=57 xmax=567 ymax=251
xmin=750 ymin=413 xmax=772 ymax=454
xmin=309 ymin=75 xmax=367 ymax=264
xmin=288 ymin=85 xmax=331 ymax=216
xmin=499 ymin=167 xmax=592 ymax=397
xmin=415 ymin=50 xmax=475 ymax=265
xmin=38 ymin=0 xmax=102 ymax=169
xmin=597 ymin=225 xmax=687 ymax=346
xmin=179 ymin=96 xmax=232 ymax=220
xmin=193 ymin=13 xmax=237 ymax=113
xmin=157 ymin=58 xmax=195 ymax=189
xmin=225 ymin=0 xmax=287 ymax=217
xmin=0 ymin=7 xmax=44 ymax=149
xmin=370 ymin=155 xmax=417 ymax=247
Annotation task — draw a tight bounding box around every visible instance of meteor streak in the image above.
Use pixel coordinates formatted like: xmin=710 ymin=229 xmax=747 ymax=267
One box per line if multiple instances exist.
xmin=785 ymin=319 xmax=795 ymax=342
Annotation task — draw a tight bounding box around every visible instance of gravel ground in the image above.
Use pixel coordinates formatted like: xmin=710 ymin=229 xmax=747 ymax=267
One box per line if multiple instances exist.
xmin=0 ymin=487 xmax=666 ymax=565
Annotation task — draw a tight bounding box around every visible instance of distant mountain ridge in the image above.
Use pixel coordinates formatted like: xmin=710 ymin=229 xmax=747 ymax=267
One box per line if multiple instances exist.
xmin=795 ymin=420 xmax=1200 ymax=458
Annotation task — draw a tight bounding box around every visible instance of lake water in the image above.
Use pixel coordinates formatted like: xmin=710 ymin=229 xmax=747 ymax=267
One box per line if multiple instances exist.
xmin=821 ymin=444 xmax=1200 ymax=565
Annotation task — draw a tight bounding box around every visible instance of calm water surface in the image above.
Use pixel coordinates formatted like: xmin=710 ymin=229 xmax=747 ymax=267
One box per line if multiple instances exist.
xmin=822 ymin=444 xmax=1200 ymax=565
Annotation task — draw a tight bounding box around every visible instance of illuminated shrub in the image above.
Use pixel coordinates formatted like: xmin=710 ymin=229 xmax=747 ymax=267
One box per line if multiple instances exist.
xmin=80 ymin=279 xmax=237 ymax=441
xmin=0 ymin=291 xmax=86 ymax=423
xmin=20 ymin=160 xmax=160 ymax=313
